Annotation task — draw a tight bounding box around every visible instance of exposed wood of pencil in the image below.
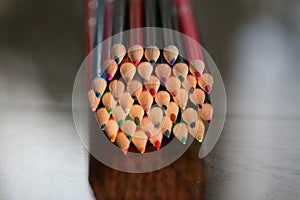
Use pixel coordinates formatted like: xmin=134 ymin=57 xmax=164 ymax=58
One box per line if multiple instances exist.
xmin=116 ymin=131 xmax=131 ymax=154
xmin=96 ymin=107 xmax=110 ymax=129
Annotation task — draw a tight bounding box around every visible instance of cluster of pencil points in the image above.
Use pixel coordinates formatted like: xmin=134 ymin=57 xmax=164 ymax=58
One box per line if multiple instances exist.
xmin=86 ymin=0 xmax=214 ymax=154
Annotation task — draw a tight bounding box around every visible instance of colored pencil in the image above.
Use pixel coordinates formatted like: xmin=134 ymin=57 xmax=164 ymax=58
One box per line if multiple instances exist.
xmin=105 ymin=118 xmax=119 ymax=142
xmin=140 ymin=116 xmax=155 ymax=138
xmin=116 ymin=130 xmax=131 ymax=154
xmin=102 ymin=92 xmax=117 ymax=114
xmin=173 ymin=122 xmax=188 ymax=144
xmin=173 ymin=62 xmax=188 ymax=82
xmin=189 ymin=88 xmax=205 ymax=108
xmin=96 ymin=107 xmax=110 ymax=129
xmin=118 ymin=92 xmax=134 ymax=115
xmin=162 ymin=116 xmax=173 ymax=138
xmin=197 ymin=73 xmax=214 ymax=94
xmin=128 ymin=0 xmax=144 ymax=66
xmin=182 ymin=107 xmax=198 ymax=129
xmin=87 ymin=88 xmax=100 ymax=111
xmin=129 ymin=104 xmax=145 ymax=126
xmin=174 ymin=88 xmax=188 ymax=110
xmin=144 ymin=75 xmax=160 ymax=97
xmin=148 ymin=105 xmax=165 ymax=129
xmin=144 ymin=0 xmax=160 ymax=64
xmin=189 ymin=119 xmax=205 ymax=142
xmin=132 ymin=129 xmax=147 ymax=154
xmin=121 ymin=119 xmax=137 ymax=136
xmin=149 ymin=131 xmax=163 ymax=150
xmin=111 ymin=0 xmax=128 ymax=64
xmin=112 ymin=105 xmax=127 ymax=127
xmin=199 ymin=103 xmax=213 ymax=123
xmin=155 ymin=63 xmax=171 ymax=84
xmin=109 ymin=80 xmax=125 ymax=101
xmin=165 ymin=76 xmax=181 ymax=96
xmin=166 ymin=101 xmax=179 ymax=123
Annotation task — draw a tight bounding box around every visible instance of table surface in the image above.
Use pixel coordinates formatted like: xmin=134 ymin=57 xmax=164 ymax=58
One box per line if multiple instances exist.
xmin=0 ymin=0 xmax=299 ymax=199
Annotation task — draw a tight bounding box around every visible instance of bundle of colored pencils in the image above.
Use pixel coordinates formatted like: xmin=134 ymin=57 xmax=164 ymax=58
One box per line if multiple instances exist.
xmin=86 ymin=0 xmax=214 ymax=154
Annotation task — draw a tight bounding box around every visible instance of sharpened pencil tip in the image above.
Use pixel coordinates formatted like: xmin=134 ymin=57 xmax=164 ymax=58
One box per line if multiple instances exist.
xmin=107 ymin=73 xmax=113 ymax=81
xmin=114 ymin=56 xmax=120 ymax=65
xmin=198 ymin=104 xmax=202 ymax=109
xmin=108 ymin=107 xmax=114 ymax=114
xmin=110 ymin=135 xmax=116 ymax=142
xmin=123 ymin=148 xmax=128 ymax=155
xmin=124 ymin=109 xmax=130 ymax=116
xmin=178 ymin=75 xmax=185 ymax=82
xmin=170 ymin=114 xmax=176 ymax=123
xmin=91 ymin=105 xmax=97 ymax=112
xmin=100 ymin=124 xmax=106 ymax=130
xmin=133 ymin=59 xmax=139 ymax=66
xmin=145 ymin=131 xmax=151 ymax=138
xmin=150 ymin=89 xmax=156 ymax=97
xmin=150 ymin=60 xmax=155 ymax=65
xmin=134 ymin=117 xmax=140 ymax=125
xmin=170 ymin=58 xmax=176 ymax=66
xmin=95 ymin=92 xmax=102 ymax=98
xmin=181 ymin=137 xmax=187 ymax=144
xmin=161 ymin=77 xmax=167 ymax=84
xmin=139 ymin=147 xmax=145 ymax=154
xmin=205 ymin=85 xmax=211 ymax=94
xmin=189 ymin=87 xmax=194 ymax=94
xmin=118 ymin=120 xmax=124 ymax=128
xmin=154 ymin=141 xmax=161 ymax=150
xmin=164 ymin=130 xmax=171 ymax=138
xmin=207 ymin=119 xmax=211 ymax=124
xmin=195 ymin=71 xmax=201 ymax=80
xmin=126 ymin=135 xmax=132 ymax=141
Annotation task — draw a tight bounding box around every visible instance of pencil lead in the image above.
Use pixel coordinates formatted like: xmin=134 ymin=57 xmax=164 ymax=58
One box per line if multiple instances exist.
xmin=164 ymin=130 xmax=171 ymax=138
xmin=118 ymin=120 xmax=124 ymax=128
xmin=195 ymin=71 xmax=201 ymax=80
xmin=133 ymin=117 xmax=140 ymax=126
xmin=161 ymin=77 xmax=167 ymax=84
xmin=110 ymin=135 xmax=116 ymax=142
xmin=181 ymin=137 xmax=187 ymax=145
xmin=127 ymin=135 xmax=132 ymax=141
xmin=170 ymin=58 xmax=176 ymax=66
xmin=133 ymin=59 xmax=139 ymax=66
xmin=100 ymin=124 xmax=106 ymax=130
xmin=170 ymin=113 xmax=176 ymax=123
xmin=123 ymin=148 xmax=128 ymax=155
xmin=114 ymin=56 xmax=120 ymax=65
xmin=189 ymin=87 xmax=194 ymax=94
xmin=139 ymin=147 xmax=145 ymax=154
xmin=95 ymin=92 xmax=102 ymax=98
xmin=149 ymin=88 xmax=156 ymax=97
xmin=154 ymin=140 xmax=161 ymax=150
xmin=207 ymin=119 xmax=211 ymax=123
xmin=108 ymin=107 xmax=114 ymax=114
xmin=198 ymin=104 xmax=202 ymax=109
xmin=107 ymin=73 xmax=113 ymax=81
xmin=205 ymin=85 xmax=211 ymax=94
xmin=190 ymin=122 xmax=196 ymax=128
xmin=150 ymin=60 xmax=155 ymax=65
xmin=124 ymin=108 xmax=130 ymax=116
xmin=178 ymin=75 xmax=185 ymax=82
xmin=145 ymin=131 xmax=151 ymax=138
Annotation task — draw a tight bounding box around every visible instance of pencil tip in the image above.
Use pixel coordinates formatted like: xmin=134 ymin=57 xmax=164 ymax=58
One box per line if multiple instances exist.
xmin=139 ymin=147 xmax=145 ymax=154
xmin=100 ymin=124 xmax=106 ymax=130
xmin=107 ymin=73 xmax=113 ymax=81
xmin=150 ymin=59 xmax=155 ymax=65
xmin=125 ymin=109 xmax=130 ymax=116
xmin=207 ymin=119 xmax=211 ymax=124
xmin=126 ymin=135 xmax=132 ymax=141
xmin=118 ymin=120 xmax=124 ymax=128
xmin=110 ymin=135 xmax=116 ymax=142
xmin=114 ymin=56 xmax=120 ymax=65
xmin=149 ymin=89 xmax=156 ymax=97
xmin=178 ymin=75 xmax=185 ymax=82
xmin=133 ymin=59 xmax=139 ymax=66
xmin=145 ymin=131 xmax=151 ymax=138
xmin=205 ymin=85 xmax=211 ymax=94
xmin=190 ymin=122 xmax=196 ymax=128
xmin=108 ymin=107 xmax=114 ymax=114
xmin=154 ymin=141 xmax=161 ymax=150
xmin=170 ymin=58 xmax=176 ymax=66
xmin=91 ymin=105 xmax=97 ymax=112
xmin=123 ymin=148 xmax=128 ymax=155
xmin=134 ymin=117 xmax=140 ymax=125
xmin=181 ymin=137 xmax=187 ymax=144
xmin=161 ymin=77 xmax=167 ymax=84
xmin=164 ymin=130 xmax=171 ymax=138
xmin=198 ymin=104 xmax=202 ymax=109
xmin=95 ymin=92 xmax=102 ymax=99
xmin=195 ymin=71 xmax=201 ymax=80
xmin=170 ymin=114 xmax=176 ymax=123
xmin=189 ymin=87 xmax=194 ymax=94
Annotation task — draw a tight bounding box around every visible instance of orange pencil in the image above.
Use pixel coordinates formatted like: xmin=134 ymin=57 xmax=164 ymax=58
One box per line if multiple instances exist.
xmin=132 ymin=129 xmax=148 ymax=154
xmin=96 ymin=107 xmax=110 ymax=130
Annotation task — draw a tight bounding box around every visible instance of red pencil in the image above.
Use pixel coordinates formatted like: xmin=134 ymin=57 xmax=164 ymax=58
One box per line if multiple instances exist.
xmin=174 ymin=0 xmax=205 ymax=79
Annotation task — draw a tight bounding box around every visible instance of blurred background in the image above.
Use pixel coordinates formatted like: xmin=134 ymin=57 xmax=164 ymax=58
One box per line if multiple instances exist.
xmin=0 ymin=0 xmax=299 ymax=199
